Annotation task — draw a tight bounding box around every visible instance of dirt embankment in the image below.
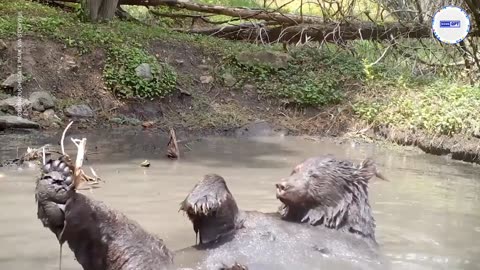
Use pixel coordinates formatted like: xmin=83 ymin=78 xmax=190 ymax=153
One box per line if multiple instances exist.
xmin=0 ymin=36 xmax=354 ymax=135
xmin=1 ymin=37 xmax=479 ymax=165
xmin=372 ymin=126 xmax=480 ymax=165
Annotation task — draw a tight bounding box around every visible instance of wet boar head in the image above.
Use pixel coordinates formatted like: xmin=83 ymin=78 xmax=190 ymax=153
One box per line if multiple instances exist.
xmin=276 ymin=155 xmax=386 ymax=242
xmin=180 ymin=174 xmax=240 ymax=246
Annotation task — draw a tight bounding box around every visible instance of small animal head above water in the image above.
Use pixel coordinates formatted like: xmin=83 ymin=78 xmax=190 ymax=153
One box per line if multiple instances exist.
xmin=275 ymin=155 xmax=385 ymax=241
xmin=179 ymin=174 xmax=240 ymax=245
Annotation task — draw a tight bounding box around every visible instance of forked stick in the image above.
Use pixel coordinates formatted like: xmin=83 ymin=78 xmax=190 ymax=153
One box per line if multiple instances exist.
xmin=58 ymin=121 xmax=101 ymax=189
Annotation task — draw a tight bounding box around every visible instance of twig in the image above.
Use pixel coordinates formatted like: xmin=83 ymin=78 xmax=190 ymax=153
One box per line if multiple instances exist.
xmin=61 ymin=121 xmax=74 ymax=156
xmin=70 ymin=137 xmax=91 ymax=189
xmin=70 ymin=138 xmax=86 ymax=168
xmin=42 ymin=147 xmax=46 ymax=165
xmin=370 ymin=43 xmax=393 ymax=66
xmin=89 ymin=167 xmax=101 ymax=182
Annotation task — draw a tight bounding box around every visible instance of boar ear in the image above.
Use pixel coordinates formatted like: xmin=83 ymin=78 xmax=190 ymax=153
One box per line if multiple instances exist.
xmin=360 ymin=158 xmax=388 ymax=182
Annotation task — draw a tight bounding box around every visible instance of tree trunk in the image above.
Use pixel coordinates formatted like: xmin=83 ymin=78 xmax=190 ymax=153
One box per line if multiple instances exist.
xmin=83 ymin=0 xmax=119 ymax=22
xmin=98 ymin=0 xmax=119 ymax=21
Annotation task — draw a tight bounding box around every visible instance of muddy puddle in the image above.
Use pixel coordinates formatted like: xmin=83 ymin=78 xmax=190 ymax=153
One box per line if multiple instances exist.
xmin=0 ymin=129 xmax=479 ymax=270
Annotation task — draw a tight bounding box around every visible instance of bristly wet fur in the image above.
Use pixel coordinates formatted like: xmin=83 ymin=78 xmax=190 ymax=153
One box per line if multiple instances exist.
xmin=277 ymin=155 xmax=385 ymax=243
xmin=35 ymin=156 xmax=174 ymax=270
xmin=179 ymin=174 xmax=241 ymax=245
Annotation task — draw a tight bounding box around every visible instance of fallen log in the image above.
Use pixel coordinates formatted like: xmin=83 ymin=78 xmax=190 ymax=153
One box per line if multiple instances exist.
xmin=44 ymin=0 xmax=324 ymax=25
xmin=38 ymin=0 xmax=477 ymax=44
xmin=149 ymin=9 xmax=242 ymax=25
xmin=179 ymin=22 xmax=267 ymax=41
xmin=181 ymin=21 xmax=436 ymax=44
xmin=122 ymin=0 xmax=323 ymax=25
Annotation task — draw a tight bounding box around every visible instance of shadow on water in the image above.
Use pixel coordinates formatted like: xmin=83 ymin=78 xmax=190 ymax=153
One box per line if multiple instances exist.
xmin=0 ymin=129 xmax=480 ymax=270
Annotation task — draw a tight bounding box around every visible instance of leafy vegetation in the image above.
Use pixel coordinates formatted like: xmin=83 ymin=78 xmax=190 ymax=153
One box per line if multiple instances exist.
xmin=104 ymin=46 xmax=177 ymax=99
xmin=354 ymin=81 xmax=480 ymax=136
xmin=350 ymin=40 xmax=479 ymax=137
xmin=0 ymin=1 xmax=181 ymax=99
xmin=229 ymin=46 xmax=364 ymax=106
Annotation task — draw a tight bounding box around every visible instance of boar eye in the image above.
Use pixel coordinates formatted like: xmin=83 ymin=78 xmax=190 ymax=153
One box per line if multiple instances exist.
xmin=310 ymin=173 xmax=320 ymax=179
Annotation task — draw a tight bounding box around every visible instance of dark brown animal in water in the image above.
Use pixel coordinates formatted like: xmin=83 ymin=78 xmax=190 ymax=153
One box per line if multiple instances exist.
xmin=35 ymin=156 xmax=174 ymax=270
xmin=35 ymin=157 xmax=251 ymax=270
xmin=35 ymin=157 xmax=384 ymax=270
xmin=177 ymin=173 xmax=384 ymax=270
xmin=275 ymin=155 xmax=386 ymax=243
xmin=180 ymin=174 xmax=242 ymax=245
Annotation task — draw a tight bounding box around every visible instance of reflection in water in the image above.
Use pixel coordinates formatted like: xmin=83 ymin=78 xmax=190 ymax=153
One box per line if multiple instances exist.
xmin=0 ymin=130 xmax=479 ymax=270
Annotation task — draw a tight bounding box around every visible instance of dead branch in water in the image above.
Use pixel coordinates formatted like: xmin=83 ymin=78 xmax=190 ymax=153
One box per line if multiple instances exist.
xmin=0 ymin=144 xmax=63 ymax=167
xmin=58 ymin=122 xmax=101 ymax=189
xmin=166 ymin=128 xmax=180 ymax=159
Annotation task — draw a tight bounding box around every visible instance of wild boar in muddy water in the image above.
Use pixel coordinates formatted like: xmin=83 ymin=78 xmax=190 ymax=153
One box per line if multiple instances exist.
xmin=176 ymin=172 xmax=387 ymax=270
xmin=275 ymin=155 xmax=387 ymax=243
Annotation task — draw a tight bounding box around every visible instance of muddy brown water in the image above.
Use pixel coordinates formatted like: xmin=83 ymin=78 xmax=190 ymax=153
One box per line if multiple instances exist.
xmin=0 ymin=129 xmax=479 ymax=270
